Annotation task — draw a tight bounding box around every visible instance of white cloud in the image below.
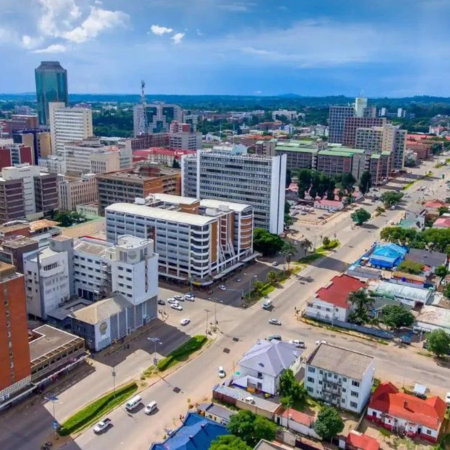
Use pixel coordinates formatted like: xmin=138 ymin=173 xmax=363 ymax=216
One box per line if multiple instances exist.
xmin=63 ymin=7 xmax=129 ymax=43
xmin=33 ymin=43 xmax=67 ymax=53
xmin=38 ymin=0 xmax=81 ymax=38
xmin=218 ymin=2 xmax=255 ymax=12
xmin=150 ymin=25 xmax=173 ymax=36
xmin=172 ymin=32 xmax=185 ymax=44
xmin=196 ymin=29 xmax=203 ymax=36
xmin=22 ymin=34 xmax=43 ymax=49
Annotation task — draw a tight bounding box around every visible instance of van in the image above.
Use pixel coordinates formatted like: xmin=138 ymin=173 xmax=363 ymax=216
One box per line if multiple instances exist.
xmin=144 ymin=401 xmax=157 ymax=415
xmin=262 ymin=300 xmax=272 ymax=310
xmin=125 ymin=395 xmax=142 ymax=412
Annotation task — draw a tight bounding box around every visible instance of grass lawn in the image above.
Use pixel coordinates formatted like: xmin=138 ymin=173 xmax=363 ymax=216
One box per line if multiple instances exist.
xmin=292 ymin=395 xmax=322 ymax=414
xmin=156 ymin=335 xmax=208 ymax=371
xmin=297 ymin=251 xmax=327 ymax=264
xmin=59 ymin=382 xmax=138 ymax=436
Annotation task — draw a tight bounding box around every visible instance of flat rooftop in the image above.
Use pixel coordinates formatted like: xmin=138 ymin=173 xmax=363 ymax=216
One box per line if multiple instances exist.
xmin=106 ymin=203 xmax=217 ymax=226
xmin=97 ymin=168 xmax=179 ymax=182
xmin=30 ymin=219 xmax=59 ymax=232
xmin=29 ymin=325 xmax=83 ymax=362
xmin=200 ymin=198 xmax=252 ymax=213
xmin=1 ymin=237 xmax=37 ymax=249
xmin=74 ymin=237 xmax=112 ymax=256
xmin=47 ymin=298 xmax=93 ymax=321
xmin=306 ymin=343 xmax=374 ymax=381
xmin=416 ymin=305 xmax=450 ymax=330
xmin=150 ymin=193 xmax=199 ymax=205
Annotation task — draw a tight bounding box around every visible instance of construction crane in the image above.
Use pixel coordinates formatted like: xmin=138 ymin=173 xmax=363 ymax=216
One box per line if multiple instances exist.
xmin=138 ymin=80 xmax=148 ymax=135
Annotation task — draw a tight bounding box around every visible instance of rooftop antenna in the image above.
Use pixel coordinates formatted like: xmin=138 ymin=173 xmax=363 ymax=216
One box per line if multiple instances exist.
xmin=138 ymin=80 xmax=148 ymax=135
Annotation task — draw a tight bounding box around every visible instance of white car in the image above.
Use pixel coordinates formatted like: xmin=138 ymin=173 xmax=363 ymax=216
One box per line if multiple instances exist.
xmin=167 ymin=298 xmax=177 ymax=304
xmin=93 ymin=418 xmax=112 ymax=434
xmin=219 ymin=285 xmax=226 ymax=291
xmin=174 ymin=295 xmax=183 ymax=300
xmin=184 ymin=293 xmax=195 ymax=300
xmin=446 ymin=392 xmax=450 ymax=405
xmin=171 ymin=304 xmax=183 ymax=311
xmin=180 ymin=318 xmax=190 ymax=326
xmin=218 ymin=366 xmax=226 ymax=378
xmin=289 ymin=339 xmax=306 ymax=349
xmin=316 ymin=340 xmax=327 ymax=345
xmin=272 ymin=261 xmax=278 ymax=267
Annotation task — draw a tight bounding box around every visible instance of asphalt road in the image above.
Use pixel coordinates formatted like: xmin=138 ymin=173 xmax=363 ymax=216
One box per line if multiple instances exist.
xmin=1 ymin=159 xmax=449 ymax=450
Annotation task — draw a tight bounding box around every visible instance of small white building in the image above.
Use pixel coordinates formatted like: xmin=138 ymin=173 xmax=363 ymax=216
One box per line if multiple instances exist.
xmin=305 ymin=343 xmax=375 ymax=414
xmin=414 ymin=305 xmax=450 ymax=334
xmin=233 ymin=339 xmax=303 ymax=395
xmin=24 ymin=247 xmax=71 ymax=319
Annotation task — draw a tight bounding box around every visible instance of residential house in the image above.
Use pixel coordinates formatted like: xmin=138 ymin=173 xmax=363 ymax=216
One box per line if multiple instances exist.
xmin=404 ymin=249 xmax=447 ymax=274
xmin=414 ymin=305 xmax=450 ymax=334
xmin=433 ymin=217 xmax=450 ymax=229
xmin=398 ymin=210 xmax=425 ymax=231
xmin=367 ymin=382 xmax=446 ymax=443
xmin=369 ymin=280 xmax=432 ymax=309
xmin=254 ymin=441 xmax=286 ymax=450
xmin=305 ymin=274 xmax=367 ymax=323
xmin=274 ymin=407 xmax=320 ymax=439
xmin=150 ymin=412 xmax=229 ymax=450
xmin=340 ymin=431 xmax=380 ymax=450
xmin=304 ymin=343 xmax=375 ymax=414
xmin=368 ymin=244 xmax=406 ymax=269
xmin=314 ymin=199 xmax=344 ymax=212
xmin=423 ymin=199 xmax=448 ymax=218
xmin=233 ymin=339 xmax=303 ymax=395
xmin=196 ymin=402 xmax=235 ymax=425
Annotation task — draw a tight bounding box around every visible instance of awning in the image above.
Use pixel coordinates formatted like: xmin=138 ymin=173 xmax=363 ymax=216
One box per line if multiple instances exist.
xmin=241 ymin=253 xmax=260 ymax=263
xmin=213 ymin=262 xmax=243 ymax=279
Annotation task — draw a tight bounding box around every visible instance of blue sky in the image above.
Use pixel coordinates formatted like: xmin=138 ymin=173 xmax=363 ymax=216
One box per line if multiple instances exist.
xmin=0 ymin=0 xmax=449 ymax=96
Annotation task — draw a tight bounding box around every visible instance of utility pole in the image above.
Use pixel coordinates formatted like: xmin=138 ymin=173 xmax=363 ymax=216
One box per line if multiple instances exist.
xmin=112 ymin=367 xmax=116 ymax=399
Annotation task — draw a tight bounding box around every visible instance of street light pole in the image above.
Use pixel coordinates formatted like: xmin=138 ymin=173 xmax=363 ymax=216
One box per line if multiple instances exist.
xmin=148 ymin=337 xmax=162 ymax=368
xmin=205 ymin=309 xmax=210 ymax=334
xmin=112 ymin=367 xmax=116 ymax=398
xmin=45 ymin=395 xmax=59 ymax=435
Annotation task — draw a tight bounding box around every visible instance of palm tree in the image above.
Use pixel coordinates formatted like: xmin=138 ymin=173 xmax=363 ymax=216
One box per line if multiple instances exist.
xmin=267 ymin=271 xmax=278 ymax=286
xmin=348 ymin=289 xmax=374 ymax=325
xmin=282 ymin=241 xmax=297 ymax=271
xmin=280 ymin=396 xmax=293 ymax=430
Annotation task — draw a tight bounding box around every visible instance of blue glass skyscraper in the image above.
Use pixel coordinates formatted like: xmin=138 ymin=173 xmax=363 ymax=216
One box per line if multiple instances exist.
xmin=35 ymin=61 xmax=68 ymax=125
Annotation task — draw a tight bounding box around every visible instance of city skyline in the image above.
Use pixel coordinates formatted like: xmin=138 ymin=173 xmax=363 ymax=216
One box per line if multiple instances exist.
xmin=0 ymin=0 xmax=449 ymax=97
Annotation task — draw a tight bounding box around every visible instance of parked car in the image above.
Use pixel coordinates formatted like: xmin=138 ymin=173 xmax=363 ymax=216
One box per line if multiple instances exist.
xmin=289 ymin=339 xmax=306 ymax=348
xmin=184 ymin=293 xmax=195 ymax=300
xmin=174 ymin=295 xmax=183 ymax=300
xmin=219 ymin=285 xmax=226 ymax=291
xmin=184 ymin=295 xmax=195 ymax=302
xmin=315 ymin=340 xmax=327 ymax=345
xmin=157 ymin=299 xmax=165 ymax=305
xmin=93 ymin=418 xmax=112 ymax=434
xmin=167 ymin=298 xmax=177 ymax=304
xmin=272 ymin=261 xmax=278 ymax=267
xmin=267 ymin=335 xmax=282 ymax=341
xmin=144 ymin=401 xmax=158 ymax=415
xmin=244 ymin=396 xmax=255 ymax=404
xmin=236 ymin=277 xmax=242 ymax=282
xmin=180 ymin=318 xmax=190 ymax=326
xmin=218 ymin=366 xmax=226 ymax=378
xmin=269 ymin=319 xmax=281 ymax=326
xmin=171 ymin=304 xmax=183 ymax=311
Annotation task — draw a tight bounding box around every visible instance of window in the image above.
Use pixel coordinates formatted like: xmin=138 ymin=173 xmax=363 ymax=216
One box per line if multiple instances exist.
xmin=308 ymin=367 xmax=316 ymax=373
xmin=341 ymin=398 xmax=345 ymax=403
xmin=307 ymin=377 xmax=315 ymax=383
xmin=426 ymin=430 xmax=431 ymax=435
xmin=318 ymin=380 xmax=322 ymax=385
xmin=342 ymin=388 xmax=346 ymax=393
xmin=350 ymin=401 xmax=358 ymax=409
xmin=307 ymin=387 xmax=313 ymax=393
xmin=350 ymin=391 xmax=359 ymax=398
xmin=351 ymin=380 xmax=360 ymax=387
xmin=343 ymin=377 xmax=347 ymax=382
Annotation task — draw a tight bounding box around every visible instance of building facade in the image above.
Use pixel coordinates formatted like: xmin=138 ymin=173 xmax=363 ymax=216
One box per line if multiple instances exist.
xmin=343 ymin=117 xmax=385 ymax=148
xmin=0 ymin=263 xmax=31 ymax=401
xmin=182 ymin=151 xmax=286 ymax=234
xmin=328 ymin=106 xmax=355 ymax=144
xmin=305 ymin=343 xmax=375 ymax=413
xmin=49 ymin=103 xmax=93 ymax=156
xmin=35 ymin=61 xmax=68 ymax=126
xmin=58 ymin=174 xmax=98 ymax=211
xmin=133 ymin=103 xmax=183 ymax=136
xmin=0 ymin=144 xmax=33 ymax=169
xmin=105 ymin=196 xmax=254 ymax=284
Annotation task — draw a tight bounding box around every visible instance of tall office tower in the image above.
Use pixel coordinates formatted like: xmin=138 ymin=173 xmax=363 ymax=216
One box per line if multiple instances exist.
xmin=49 ymin=103 xmax=93 ymax=156
xmin=343 ymin=117 xmax=385 ymax=148
xmin=133 ymin=103 xmax=183 ymax=136
xmin=35 ymin=61 xmax=68 ymax=126
xmin=182 ymin=151 xmax=286 ymax=234
xmin=354 ymin=97 xmax=368 ymax=118
xmin=0 ymin=263 xmax=31 ymax=400
xmin=328 ymin=106 xmax=355 ymax=144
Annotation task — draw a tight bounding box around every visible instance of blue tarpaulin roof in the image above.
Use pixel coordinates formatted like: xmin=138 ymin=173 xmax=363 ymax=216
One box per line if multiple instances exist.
xmin=369 ymin=244 xmax=406 ymax=268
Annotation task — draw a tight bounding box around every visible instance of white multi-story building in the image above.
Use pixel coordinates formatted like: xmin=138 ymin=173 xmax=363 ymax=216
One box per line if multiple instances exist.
xmin=305 ymin=343 xmax=375 ymax=414
xmin=49 ymin=103 xmax=93 ymax=156
xmin=38 ymin=155 xmax=67 ymax=174
xmin=58 ymin=174 xmax=98 ymax=211
xmin=272 ymin=110 xmax=298 ymax=121
xmin=169 ymin=132 xmax=203 ymax=151
xmin=133 ymin=103 xmax=184 ymax=136
xmin=182 ymin=151 xmax=286 ymax=234
xmin=24 ymin=247 xmax=71 ymax=319
xmin=105 ymin=195 xmax=255 ymax=285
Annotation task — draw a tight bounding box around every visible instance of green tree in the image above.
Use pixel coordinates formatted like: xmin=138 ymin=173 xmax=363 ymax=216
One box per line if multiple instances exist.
xmin=341 ymin=172 xmax=356 ymax=195
xmin=351 ymin=208 xmax=371 ymax=226
xmin=381 ymin=305 xmax=415 ymax=329
xmin=375 ymin=206 xmax=385 ymax=216
xmin=253 ymin=228 xmax=284 ymax=256
xmin=444 ymin=283 xmax=450 ymax=299
xmin=435 ymin=265 xmax=448 ymax=278
xmin=227 ymin=410 xmax=277 ymax=448
xmin=348 ymin=289 xmax=373 ymax=325
xmin=322 ymin=236 xmax=331 ymax=248
xmin=172 ymin=158 xmax=181 ymax=169
xmin=279 ymin=369 xmax=307 ymax=403
xmin=280 ymin=396 xmax=293 ymax=430
xmin=285 ymin=169 xmax=292 ymax=188
xmin=267 ymin=271 xmax=278 ymax=286
xmin=380 ymin=191 xmax=404 ymax=208
xmin=281 ymin=241 xmax=297 ymax=270
xmin=359 ymin=171 xmax=372 ymax=195
xmin=427 ymin=329 xmax=450 ymax=357
xmin=314 ymin=406 xmax=344 ymax=441
xmin=253 ymin=280 xmax=265 ymax=294
xmin=397 ymin=260 xmax=424 ymax=275
xmin=438 ymin=206 xmax=449 ymax=216
xmin=301 ymin=238 xmax=313 ymax=253
xmin=210 ymin=435 xmax=251 ymax=450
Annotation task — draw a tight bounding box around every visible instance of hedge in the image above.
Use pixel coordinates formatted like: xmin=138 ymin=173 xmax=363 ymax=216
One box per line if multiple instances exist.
xmin=58 ymin=382 xmax=138 ymax=436
xmin=157 ymin=335 xmax=207 ymax=372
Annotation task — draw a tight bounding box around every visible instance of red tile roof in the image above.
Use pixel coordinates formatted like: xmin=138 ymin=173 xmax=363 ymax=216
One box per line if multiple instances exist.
xmin=433 ymin=218 xmax=450 ymax=228
xmin=315 ymin=275 xmax=366 ymax=309
xmin=281 ymin=408 xmax=314 ymax=427
xmin=369 ymin=382 xmax=447 ymax=430
xmin=424 ymin=200 xmax=448 ymax=209
xmin=347 ymin=431 xmax=380 ymax=450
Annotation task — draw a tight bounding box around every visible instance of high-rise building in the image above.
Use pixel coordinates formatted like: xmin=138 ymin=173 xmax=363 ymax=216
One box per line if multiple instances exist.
xmin=0 ymin=263 xmax=31 ymax=400
xmin=133 ymin=103 xmax=184 ymax=136
xmin=35 ymin=61 xmax=68 ymax=126
xmin=343 ymin=117 xmax=385 ymax=148
xmin=58 ymin=174 xmax=97 ymax=211
xmin=105 ymin=195 xmax=254 ymax=284
xmin=0 ymin=144 xmax=33 ymax=169
xmin=328 ymin=106 xmax=355 ymax=144
xmin=182 ymin=151 xmax=286 ymax=234
xmin=49 ymin=103 xmax=93 ymax=156
xmin=12 ymin=129 xmax=52 ymax=162
xmin=354 ymin=97 xmax=368 ymax=118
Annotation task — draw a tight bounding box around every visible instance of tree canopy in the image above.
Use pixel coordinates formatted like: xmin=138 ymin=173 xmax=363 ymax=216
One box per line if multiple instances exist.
xmin=348 ymin=290 xmax=373 ymax=325
xmin=397 ymin=260 xmax=424 ymax=275
xmin=227 ymin=410 xmax=277 ymax=448
xmin=351 ymin=208 xmax=371 ymax=225
xmin=279 ymin=369 xmax=307 ymax=403
xmin=381 ymin=305 xmax=415 ymax=329
xmin=380 ymin=191 xmax=404 ymax=208
xmin=210 ymin=435 xmax=251 ymax=450
xmin=253 ymin=228 xmax=285 ymax=256
xmin=359 ymin=171 xmax=372 ymax=195
xmin=314 ymin=406 xmax=344 ymax=441
xmin=427 ymin=329 xmax=450 ymax=357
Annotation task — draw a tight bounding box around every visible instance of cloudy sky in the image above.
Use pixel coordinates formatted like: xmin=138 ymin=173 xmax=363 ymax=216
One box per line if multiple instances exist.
xmin=0 ymin=0 xmax=449 ymax=96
